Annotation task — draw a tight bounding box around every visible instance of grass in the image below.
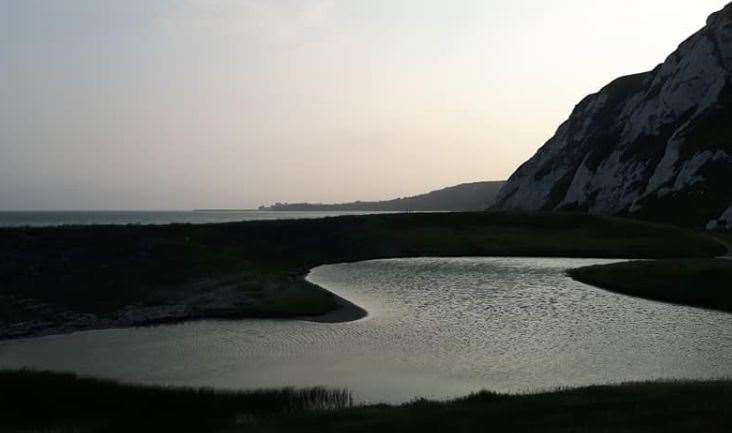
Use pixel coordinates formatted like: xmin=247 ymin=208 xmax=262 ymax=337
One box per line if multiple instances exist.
xmin=269 ymin=381 xmax=732 ymax=433
xmin=569 ymin=259 xmax=732 ymax=313
xmin=0 ymin=211 xmax=725 ymax=338
xmin=0 ymin=370 xmax=352 ymax=433
xmin=1 ymin=370 xmax=730 ymax=433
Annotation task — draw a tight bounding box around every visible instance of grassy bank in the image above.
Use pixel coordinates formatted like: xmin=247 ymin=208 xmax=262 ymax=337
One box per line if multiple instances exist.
xmin=0 ymin=212 xmax=725 ymax=338
xmin=0 ymin=370 xmax=352 ymax=433
xmin=569 ymin=259 xmax=732 ymax=313
xmin=1 ymin=370 xmax=730 ymax=433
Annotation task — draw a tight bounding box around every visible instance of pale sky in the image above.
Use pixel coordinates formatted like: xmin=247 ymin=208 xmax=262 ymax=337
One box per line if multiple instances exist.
xmin=1 ymin=0 xmax=728 ymax=210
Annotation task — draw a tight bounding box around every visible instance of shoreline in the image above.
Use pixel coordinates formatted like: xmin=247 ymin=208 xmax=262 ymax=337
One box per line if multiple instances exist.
xmin=569 ymin=259 xmax=732 ymax=314
xmin=0 ymin=273 xmax=369 ymax=342
xmin=5 ymin=251 xmax=730 ymax=342
xmin=298 ymin=288 xmax=368 ymax=324
xmin=6 ymin=252 xmax=732 ymax=342
xmin=1 ymin=212 xmax=725 ymax=342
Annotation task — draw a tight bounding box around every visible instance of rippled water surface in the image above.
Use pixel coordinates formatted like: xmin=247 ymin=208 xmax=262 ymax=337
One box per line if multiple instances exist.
xmin=1 ymin=258 xmax=730 ymax=403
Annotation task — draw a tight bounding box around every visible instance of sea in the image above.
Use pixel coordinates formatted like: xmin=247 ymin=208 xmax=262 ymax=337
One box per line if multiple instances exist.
xmin=0 ymin=210 xmax=394 ymax=228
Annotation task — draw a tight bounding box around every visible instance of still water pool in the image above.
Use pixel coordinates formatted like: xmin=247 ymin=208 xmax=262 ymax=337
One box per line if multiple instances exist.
xmin=1 ymin=258 xmax=730 ymax=403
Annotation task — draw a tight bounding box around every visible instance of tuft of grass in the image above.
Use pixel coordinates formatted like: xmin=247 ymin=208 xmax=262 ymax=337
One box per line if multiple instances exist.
xmin=568 ymin=259 xmax=732 ymax=313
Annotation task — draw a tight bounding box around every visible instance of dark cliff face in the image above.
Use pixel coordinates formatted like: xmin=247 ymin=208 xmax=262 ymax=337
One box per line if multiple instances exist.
xmin=495 ymin=3 xmax=732 ymax=229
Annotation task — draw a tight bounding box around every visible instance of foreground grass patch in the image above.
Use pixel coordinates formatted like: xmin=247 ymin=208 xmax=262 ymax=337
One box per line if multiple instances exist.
xmin=1 ymin=370 xmax=730 ymax=433
xmin=0 ymin=370 xmax=352 ymax=433
xmin=268 ymin=381 xmax=732 ymax=433
xmin=569 ymin=259 xmax=732 ymax=313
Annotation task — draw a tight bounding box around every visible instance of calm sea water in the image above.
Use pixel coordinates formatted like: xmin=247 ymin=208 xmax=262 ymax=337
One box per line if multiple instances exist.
xmin=1 ymin=257 xmax=730 ymax=403
xmin=0 ymin=210 xmax=393 ymax=227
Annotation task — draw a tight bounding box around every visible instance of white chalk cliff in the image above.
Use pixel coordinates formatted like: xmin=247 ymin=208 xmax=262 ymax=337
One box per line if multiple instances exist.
xmin=495 ymin=3 xmax=732 ymax=229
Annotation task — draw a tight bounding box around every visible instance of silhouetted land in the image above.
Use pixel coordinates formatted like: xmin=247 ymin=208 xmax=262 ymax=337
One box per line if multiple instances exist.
xmin=0 ymin=212 xmax=725 ymax=339
xmin=1 ymin=370 xmax=730 ymax=433
xmin=569 ymin=259 xmax=732 ymax=313
xmin=259 ymin=181 xmax=504 ymax=211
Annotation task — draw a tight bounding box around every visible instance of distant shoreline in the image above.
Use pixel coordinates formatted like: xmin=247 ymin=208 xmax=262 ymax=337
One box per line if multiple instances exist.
xmin=0 ymin=209 xmax=390 ymax=228
xmin=258 ymin=180 xmax=505 ymax=212
xmin=192 ymin=209 xmax=258 ymax=212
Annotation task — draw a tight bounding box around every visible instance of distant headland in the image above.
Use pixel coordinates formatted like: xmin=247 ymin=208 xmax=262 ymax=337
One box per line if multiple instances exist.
xmin=258 ymin=181 xmax=505 ymax=212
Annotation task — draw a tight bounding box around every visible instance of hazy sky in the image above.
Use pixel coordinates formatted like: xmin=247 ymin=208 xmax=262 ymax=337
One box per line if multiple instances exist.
xmin=1 ymin=0 xmax=728 ymax=210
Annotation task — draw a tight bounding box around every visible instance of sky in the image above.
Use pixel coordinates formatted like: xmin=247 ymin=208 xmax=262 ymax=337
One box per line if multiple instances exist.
xmin=1 ymin=0 xmax=728 ymax=210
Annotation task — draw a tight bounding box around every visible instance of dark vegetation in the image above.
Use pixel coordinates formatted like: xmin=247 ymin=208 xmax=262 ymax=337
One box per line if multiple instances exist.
xmin=0 ymin=211 xmax=725 ymax=338
xmin=259 ymin=181 xmax=504 ymax=211
xmin=569 ymin=259 xmax=732 ymax=313
xmin=2 ymin=370 xmax=730 ymax=433
xmin=266 ymin=381 xmax=732 ymax=433
xmin=712 ymin=231 xmax=732 ymax=254
xmin=0 ymin=370 xmax=352 ymax=433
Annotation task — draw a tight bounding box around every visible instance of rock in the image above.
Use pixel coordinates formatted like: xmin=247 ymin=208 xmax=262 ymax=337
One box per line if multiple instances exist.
xmin=495 ymin=3 xmax=732 ymax=229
